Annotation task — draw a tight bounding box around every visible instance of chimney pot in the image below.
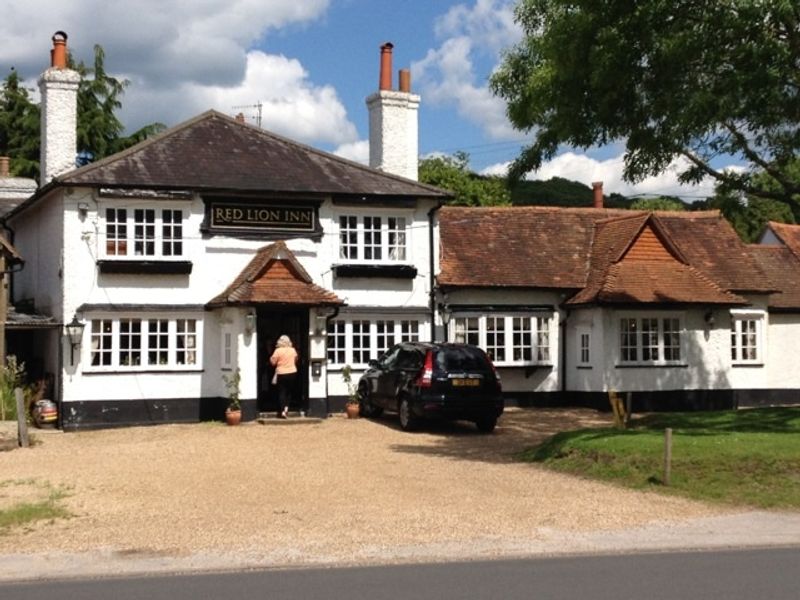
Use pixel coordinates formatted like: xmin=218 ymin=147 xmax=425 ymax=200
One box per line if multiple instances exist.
xmin=592 ymin=181 xmax=604 ymax=209
xmin=51 ymin=31 xmax=68 ymax=69
xmin=235 ymin=112 xmax=245 ymax=123
xmin=379 ymin=42 xmax=394 ymax=91
xmin=0 ymin=156 xmax=9 ymax=178
xmin=399 ymin=69 xmax=411 ymax=93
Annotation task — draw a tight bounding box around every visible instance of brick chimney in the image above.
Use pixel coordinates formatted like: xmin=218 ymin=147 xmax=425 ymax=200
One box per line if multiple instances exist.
xmin=366 ymin=43 xmax=420 ymax=181
xmin=39 ymin=31 xmax=81 ymax=185
xmin=592 ymin=181 xmax=604 ymax=209
xmin=0 ymin=157 xmax=9 ymax=178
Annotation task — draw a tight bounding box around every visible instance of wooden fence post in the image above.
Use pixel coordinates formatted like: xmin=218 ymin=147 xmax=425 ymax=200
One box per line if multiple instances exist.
xmin=663 ymin=427 xmax=672 ymax=486
xmin=15 ymin=387 xmax=29 ymax=448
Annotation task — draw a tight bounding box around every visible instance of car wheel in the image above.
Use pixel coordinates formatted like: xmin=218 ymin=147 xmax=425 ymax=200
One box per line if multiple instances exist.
xmin=358 ymin=383 xmax=383 ymax=418
xmin=398 ymin=397 xmax=419 ymax=432
xmin=475 ymin=416 xmax=497 ymax=433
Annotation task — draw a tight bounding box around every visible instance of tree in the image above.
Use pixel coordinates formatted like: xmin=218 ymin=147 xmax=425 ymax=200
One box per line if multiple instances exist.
xmin=491 ymin=1 xmax=800 ymax=205
xmin=419 ymin=152 xmax=511 ymax=206
xmin=0 ymin=70 xmax=40 ymax=178
xmin=0 ymin=45 xmax=165 ymax=180
xmin=629 ymin=197 xmax=686 ymax=212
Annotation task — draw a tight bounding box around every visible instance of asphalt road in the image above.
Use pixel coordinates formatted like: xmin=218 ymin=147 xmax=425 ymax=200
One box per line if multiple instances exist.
xmin=2 ymin=547 xmax=798 ymax=600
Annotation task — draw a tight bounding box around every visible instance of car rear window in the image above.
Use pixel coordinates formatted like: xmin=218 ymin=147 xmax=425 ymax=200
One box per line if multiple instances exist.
xmin=435 ymin=346 xmax=491 ymax=372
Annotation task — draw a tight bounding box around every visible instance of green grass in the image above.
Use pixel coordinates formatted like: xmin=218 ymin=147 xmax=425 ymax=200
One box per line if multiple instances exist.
xmin=520 ymin=407 xmax=800 ymax=509
xmin=0 ymin=480 xmax=71 ymax=533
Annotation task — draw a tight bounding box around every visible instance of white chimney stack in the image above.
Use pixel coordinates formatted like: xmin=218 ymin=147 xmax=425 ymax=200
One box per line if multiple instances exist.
xmin=366 ymin=43 xmax=420 ymax=181
xmin=38 ymin=31 xmax=80 ymax=185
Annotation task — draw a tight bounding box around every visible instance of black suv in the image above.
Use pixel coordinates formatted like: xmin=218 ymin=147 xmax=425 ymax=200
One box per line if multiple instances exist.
xmin=357 ymin=342 xmax=504 ymax=433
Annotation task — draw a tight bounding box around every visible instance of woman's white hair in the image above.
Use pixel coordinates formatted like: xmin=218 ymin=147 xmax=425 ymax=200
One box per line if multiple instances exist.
xmin=276 ymin=335 xmax=293 ymax=348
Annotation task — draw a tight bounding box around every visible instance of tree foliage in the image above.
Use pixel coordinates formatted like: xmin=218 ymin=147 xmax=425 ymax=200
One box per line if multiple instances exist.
xmin=418 ymin=152 xmax=511 ymax=206
xmin=629 ymin=197 xmax=686 ymax=212
xmin=0 ymin=70 xmax=40 ymax=178
xmin=491 ymin=0 xmax=800 ymax=205
xmin=0 ymin=45 xmax=165 ymax=180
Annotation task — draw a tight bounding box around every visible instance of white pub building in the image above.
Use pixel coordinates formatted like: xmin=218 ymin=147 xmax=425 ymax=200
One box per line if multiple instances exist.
xmin=6 ymin=36 xmax=448 ymax=428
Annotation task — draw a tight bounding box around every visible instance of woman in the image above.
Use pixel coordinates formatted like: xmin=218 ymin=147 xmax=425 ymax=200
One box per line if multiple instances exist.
xmin=270 ymin=335 xmax=298 ymax=418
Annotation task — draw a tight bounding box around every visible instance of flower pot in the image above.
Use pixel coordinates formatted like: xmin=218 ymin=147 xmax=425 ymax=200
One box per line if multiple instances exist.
xmin=345 ymin=403 xmax=360 ymax=419
xmin=225 ymin=408 xmax=242 ymax=426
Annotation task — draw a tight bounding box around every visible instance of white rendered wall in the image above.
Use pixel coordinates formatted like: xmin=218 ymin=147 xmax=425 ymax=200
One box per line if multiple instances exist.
xmin=765 ymin=313 xmax=800 ymax=389
xmin=39 ymin=67 xmax=80 ymax=184
xmin=50 ymin=188 xmax=437 ymax=405
xmin=367 ymin=90 xmax=420 ymax=181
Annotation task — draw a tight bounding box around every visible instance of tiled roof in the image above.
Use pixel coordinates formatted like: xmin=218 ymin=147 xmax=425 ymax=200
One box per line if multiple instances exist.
xmin=749 ymin=245 xmax=800 ymax=310
xmin=567 ymin=215 xmax=745 ymax=306
xmin=655 ymin=212 xmax=774 ymax=293
xmin=208 ymin=241 xmax=344 ymax=307
xmin=56 ymin=110 xmax=448 ymax=200
xmin=438 ymin=206 xmax=633 ymax=289
xmin=438 ymin=207 xmax=766 ymax=306
xmin=765 ymin=222 xmax=800 ymax=260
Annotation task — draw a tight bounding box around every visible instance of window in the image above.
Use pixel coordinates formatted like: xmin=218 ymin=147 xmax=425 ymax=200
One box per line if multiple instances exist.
xmin=326 ymin=317 xmax=427 ymax=366
xmin=731 ymin=313 xmax=763 ymax=364
xmin=103 ymin=207 xmax=185 ymax=259
xmin=577 ymin=328 xmax=591 ymax=366
xmin=618 ymin=315 xmax=684 ymax=365
xmin=450 ymin=314 xmax=553 ymax=366
xmin=221 ymin=328 xmax=233 ymax=369
xmin=337 ymin=214 xmax=409 ymax=263
xmin=86 ymin=316 xmax=202 ymax=370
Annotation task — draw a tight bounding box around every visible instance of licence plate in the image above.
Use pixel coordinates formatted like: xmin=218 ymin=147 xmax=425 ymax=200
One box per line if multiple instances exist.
xmin=452 ymin=378 xmax=480 ymax=387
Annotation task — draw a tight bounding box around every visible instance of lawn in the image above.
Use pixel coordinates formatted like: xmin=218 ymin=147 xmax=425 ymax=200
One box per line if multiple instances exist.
xmin=521 ymin=406 xmax=800 ymax=509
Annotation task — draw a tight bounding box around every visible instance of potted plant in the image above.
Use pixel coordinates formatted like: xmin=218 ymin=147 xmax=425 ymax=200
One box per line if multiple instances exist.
xmin=222 ymin=368 xmax=242 ymax=426
xmin=342 ymin=365 xmax=360 ymax=419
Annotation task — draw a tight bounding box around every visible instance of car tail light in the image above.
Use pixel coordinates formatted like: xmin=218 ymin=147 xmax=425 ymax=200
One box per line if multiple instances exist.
xmin=416 ymin=350 xmax=434 ymax=388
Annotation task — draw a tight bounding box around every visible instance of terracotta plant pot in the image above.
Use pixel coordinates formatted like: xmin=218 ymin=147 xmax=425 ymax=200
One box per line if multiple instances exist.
xmin=345 ymin=403 xmax=360 ymax=419
xmin=225 ymin=408 xmax=242 ymax=426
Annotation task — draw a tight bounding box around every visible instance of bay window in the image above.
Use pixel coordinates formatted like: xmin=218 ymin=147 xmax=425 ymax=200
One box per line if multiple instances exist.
xmin=87 ymin=316 xmax=202 ymax=370
xmin=450 ymin=314 xmax=553 ymax=366
xmin=326 ymin=317 xmax=425 ymax=367
xmin=618 ymin=314 xmax=684 ymax=365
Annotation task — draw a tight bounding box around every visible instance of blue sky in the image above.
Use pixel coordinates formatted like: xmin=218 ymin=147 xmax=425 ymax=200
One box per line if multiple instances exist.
xmin=0 ymin=0 xmax=732 ymax=199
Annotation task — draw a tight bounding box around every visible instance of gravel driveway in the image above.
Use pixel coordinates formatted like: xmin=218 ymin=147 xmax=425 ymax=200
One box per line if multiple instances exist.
xmin=0 ymin=408 xmax=747 ymax=578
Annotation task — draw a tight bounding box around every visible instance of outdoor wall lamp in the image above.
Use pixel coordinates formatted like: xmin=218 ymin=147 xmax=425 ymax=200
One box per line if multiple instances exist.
xmin=64 ymin=314 xmax=85 ymax=366
xmin=438 ymin=303 xmax=452 ymax=326
xmin=704 ymin=310 xmax=715 ymax=327
xmin=314 ymin=307 xmax=338 ymax=335
xmin=244 ymin=311 xmax=256 ymax=335
xmin=77 ymin=202 xmax=89 ymax=219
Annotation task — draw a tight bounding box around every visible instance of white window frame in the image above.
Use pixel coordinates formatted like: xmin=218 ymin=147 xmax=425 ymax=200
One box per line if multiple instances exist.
xmin=730 ymin=310 xmax=765 ymax=365
xmin=616 ymin=313 xmax=685 ymax=366
xmin=449 ymin=313 xmax=554 ymax=367
xmin=326 ymin=316 xmax=428 ymax=368
xmin=102 ymin=204 xmax=187 ymax=260
xmin=335 ymin=211 xmax=412 ymax=264
xmin=84 ymin=314 xmax=203 ymax=372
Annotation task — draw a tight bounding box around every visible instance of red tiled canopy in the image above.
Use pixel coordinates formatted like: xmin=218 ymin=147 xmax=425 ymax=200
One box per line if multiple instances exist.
xmin=207 ymin=241 xmax=343 ymax=307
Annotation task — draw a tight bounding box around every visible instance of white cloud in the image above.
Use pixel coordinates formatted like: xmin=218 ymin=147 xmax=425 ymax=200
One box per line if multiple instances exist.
xmin=333 ymin=140 xmax=369 ymax=165
xmin=413 ymin=0 xmax=520 ymax=140
xmin=120 ymin=51 xmax=357 ymax=145
xmin=0 ymin=1 xmax=363 ymax=146
xmin=481 ymin=152 xmax=738 ymax=200
xmin=0 ymin=0 xmax=330 ymax=87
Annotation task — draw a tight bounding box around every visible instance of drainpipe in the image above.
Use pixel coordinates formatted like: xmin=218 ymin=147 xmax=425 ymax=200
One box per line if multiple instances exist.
xmin=428 ymin=202 xmax=443 ymax=341
xmin=560 ymin=307 xmax=571 ymax=397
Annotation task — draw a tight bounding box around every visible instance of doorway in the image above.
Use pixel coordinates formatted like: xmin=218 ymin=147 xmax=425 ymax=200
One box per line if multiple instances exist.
xmin=257 ymin=308 xmax=309 ymax=414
